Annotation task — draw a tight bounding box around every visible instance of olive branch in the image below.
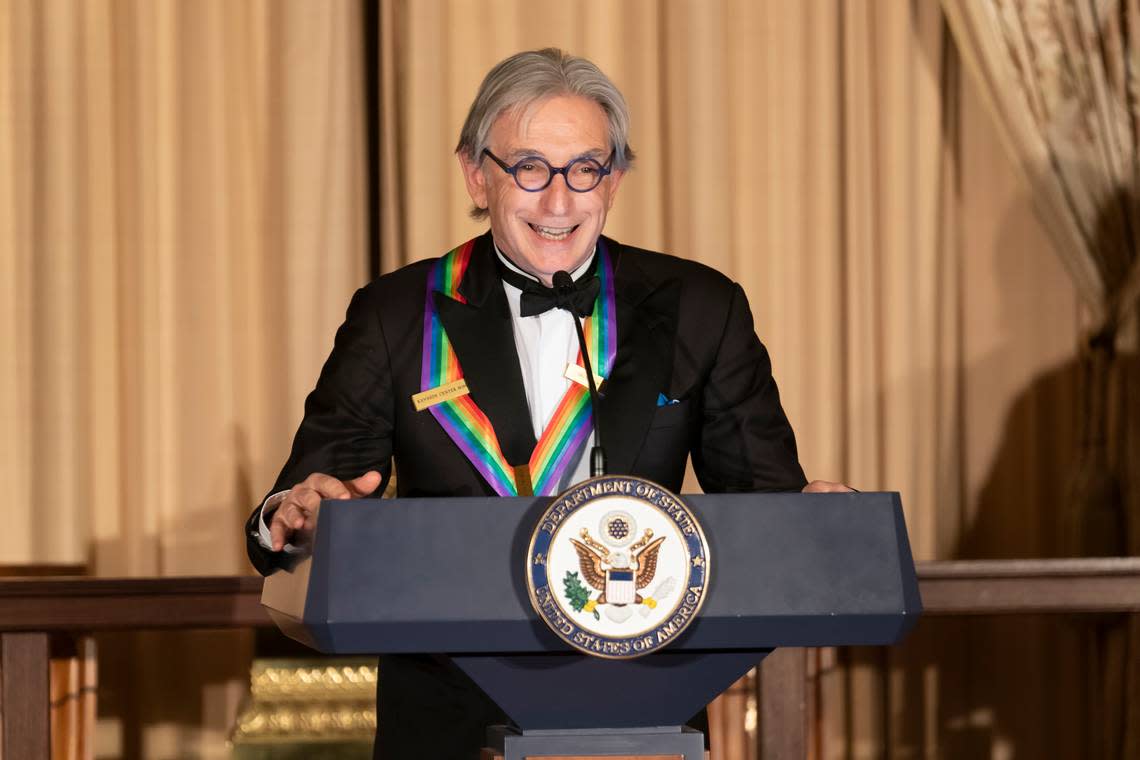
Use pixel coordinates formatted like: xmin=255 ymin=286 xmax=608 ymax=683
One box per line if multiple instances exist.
xmin=562 ymin=571 xmax=600 ymax=620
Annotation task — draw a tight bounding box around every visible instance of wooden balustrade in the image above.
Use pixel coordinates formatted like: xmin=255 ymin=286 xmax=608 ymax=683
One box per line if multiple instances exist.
xmin=3 ymin=559 xmax=1140 ymax=759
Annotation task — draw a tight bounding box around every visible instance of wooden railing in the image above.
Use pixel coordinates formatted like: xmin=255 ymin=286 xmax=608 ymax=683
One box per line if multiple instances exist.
xmin=3 ymin=559 xmax=1140 ymax=759
xmin=758 ymin=557 xmax=1140 ymax=759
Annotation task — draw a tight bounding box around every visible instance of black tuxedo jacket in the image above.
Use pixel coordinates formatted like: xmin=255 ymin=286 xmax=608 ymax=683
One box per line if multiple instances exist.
xmin=244 ymin=232 xmax=805 ymax=758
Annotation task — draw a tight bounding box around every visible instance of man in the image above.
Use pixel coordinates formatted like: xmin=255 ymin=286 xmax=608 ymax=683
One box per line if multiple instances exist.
xmin=246 ymin=48 xmax=848 ymax=759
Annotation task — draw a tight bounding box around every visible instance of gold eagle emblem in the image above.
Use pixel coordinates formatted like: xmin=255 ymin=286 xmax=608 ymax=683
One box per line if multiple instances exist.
xmin=569 ymin=528 xmax=666 ymax=606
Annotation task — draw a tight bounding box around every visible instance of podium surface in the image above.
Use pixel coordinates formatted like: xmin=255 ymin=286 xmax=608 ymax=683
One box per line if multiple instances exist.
xmin=261 ymin=491 xmax=920 ymax=756
xmin=264 ymin=491 xmax=919 ymax=653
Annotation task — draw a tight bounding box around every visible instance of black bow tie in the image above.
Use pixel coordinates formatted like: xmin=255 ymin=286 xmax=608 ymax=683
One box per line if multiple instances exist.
xmin=497 ymin=254 xmax=600 ymax=318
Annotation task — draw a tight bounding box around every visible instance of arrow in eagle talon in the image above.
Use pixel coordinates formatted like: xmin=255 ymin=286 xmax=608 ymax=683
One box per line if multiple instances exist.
xmin=640 ymin=576 xmax=677 ymax=617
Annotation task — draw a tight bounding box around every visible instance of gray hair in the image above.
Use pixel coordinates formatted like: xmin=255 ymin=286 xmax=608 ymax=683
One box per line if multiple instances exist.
xmin=457 ymin=48 xmax=635 ymax=219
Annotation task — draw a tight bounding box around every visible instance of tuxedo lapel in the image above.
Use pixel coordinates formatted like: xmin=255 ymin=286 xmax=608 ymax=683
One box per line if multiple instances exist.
xmin=597 ymin=238 xmax=681 ymax=476
xmin=431 ymin=234 xmax=677 ymax=480
xmin=433 ymin=234 xmax=537 ymax=466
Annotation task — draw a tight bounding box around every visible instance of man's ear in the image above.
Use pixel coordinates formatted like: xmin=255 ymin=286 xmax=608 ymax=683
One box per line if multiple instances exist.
xmin=458 ymin=152 xmax=488 ymax=212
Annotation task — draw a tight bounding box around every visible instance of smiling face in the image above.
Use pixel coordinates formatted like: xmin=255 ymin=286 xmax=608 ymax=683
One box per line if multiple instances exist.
xmin=459 ymin=94 xmax=625 ymax=285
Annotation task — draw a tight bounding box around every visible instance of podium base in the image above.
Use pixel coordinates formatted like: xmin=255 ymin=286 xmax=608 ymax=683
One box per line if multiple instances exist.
xmin=484 ymin=725 xmax=705 ymax=760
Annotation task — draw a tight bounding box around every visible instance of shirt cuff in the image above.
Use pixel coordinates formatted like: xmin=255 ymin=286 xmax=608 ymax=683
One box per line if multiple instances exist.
xmin=256 ymin=490 xmax=305 ymax=554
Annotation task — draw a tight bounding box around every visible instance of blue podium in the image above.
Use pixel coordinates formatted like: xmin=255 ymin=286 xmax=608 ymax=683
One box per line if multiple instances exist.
xmin=261 ymin=491 xmax=921 ymax=759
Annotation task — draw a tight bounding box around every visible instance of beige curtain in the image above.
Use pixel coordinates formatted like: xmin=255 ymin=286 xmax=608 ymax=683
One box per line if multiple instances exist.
xmin=1 ymin=0 xmax=366 ymax=755
xmin=378 ymin=1 xmax=1096 ymax=757
xmin=1 ymin=0 xmax=365 ymax=576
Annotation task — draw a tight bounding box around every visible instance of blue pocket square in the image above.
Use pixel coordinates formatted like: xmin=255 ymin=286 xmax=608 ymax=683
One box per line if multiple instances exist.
xmin=656 ymin=393 xmax=681 ymax=407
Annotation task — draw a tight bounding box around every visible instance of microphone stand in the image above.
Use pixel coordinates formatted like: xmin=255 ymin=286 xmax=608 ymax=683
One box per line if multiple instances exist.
xmin=553 ymin=271 xmax=607 ymax=477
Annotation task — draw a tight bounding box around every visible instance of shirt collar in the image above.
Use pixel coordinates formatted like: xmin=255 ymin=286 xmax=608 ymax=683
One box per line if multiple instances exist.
xmin=493 ymin=241 xmax=596 ymax=289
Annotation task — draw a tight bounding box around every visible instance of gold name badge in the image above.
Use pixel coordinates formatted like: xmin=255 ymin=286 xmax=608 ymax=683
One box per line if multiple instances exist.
xmin=411 ymin=378 xmax=470 ymax=411
xmin=564 ymin=363 xmax=604 ymax=389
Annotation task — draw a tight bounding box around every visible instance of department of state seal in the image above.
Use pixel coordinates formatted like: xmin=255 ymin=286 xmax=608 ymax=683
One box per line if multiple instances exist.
xmin=525 ymin=475 xmax=711 ymax=659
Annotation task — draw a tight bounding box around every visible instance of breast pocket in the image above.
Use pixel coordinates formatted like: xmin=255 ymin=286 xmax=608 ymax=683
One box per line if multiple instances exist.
xmin=648 ymin=398 xmax=690 ymax=429
xmin=635 ymin=399 xmax=692 ymax=490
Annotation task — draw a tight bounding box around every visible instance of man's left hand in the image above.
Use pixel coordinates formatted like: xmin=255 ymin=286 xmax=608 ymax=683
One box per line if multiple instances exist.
xmin=802 ymin=480 xmax=854 ymax=493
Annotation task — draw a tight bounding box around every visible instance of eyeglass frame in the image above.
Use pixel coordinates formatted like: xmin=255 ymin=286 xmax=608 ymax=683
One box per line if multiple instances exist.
xmin=481 ymin=148 xmax=616 ymax=193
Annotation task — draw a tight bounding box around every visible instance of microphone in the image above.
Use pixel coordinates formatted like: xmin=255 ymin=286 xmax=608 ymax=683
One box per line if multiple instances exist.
xmin=553 ymin=270 xmax=607 ymax=477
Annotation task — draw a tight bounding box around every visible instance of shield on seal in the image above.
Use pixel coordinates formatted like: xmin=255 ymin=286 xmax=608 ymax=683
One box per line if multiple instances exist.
xmin=605 ymin=568 xmax=636 ymax=605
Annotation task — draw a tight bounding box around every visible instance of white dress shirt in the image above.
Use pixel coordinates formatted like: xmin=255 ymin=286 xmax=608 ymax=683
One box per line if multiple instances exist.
xmin=256 ymin=244 xmax=598 ymax=550
xmin=496 ymin=245 xmax=595 ymax=491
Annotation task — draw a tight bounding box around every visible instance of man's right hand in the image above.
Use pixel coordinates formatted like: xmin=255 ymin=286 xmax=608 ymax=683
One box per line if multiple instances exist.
xmin=268 ymin=471 xmax=382 ymax=551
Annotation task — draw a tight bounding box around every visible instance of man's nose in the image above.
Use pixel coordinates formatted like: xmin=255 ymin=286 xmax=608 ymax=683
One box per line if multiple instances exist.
xmin=539 ymin=172 xmax=573 ymax=215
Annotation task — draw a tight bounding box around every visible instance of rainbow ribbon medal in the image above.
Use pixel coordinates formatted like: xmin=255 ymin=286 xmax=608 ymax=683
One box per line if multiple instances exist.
xmin=420 ymin=238 xmax=617 ymax=496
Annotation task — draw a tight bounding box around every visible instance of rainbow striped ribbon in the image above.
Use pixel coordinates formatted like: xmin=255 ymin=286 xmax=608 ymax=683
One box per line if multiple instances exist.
xmin=420 ymin=238 xmax=617 ymax=496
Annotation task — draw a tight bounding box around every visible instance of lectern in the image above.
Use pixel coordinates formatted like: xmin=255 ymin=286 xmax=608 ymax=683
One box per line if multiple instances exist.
xmin=261 ymin=491 xmax=921 ymax=759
